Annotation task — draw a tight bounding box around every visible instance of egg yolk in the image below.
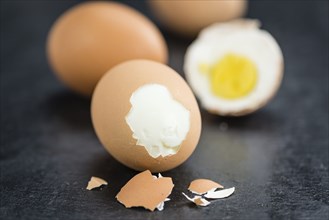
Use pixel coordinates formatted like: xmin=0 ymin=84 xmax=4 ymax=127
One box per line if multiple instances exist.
xmin=200 ymin=53 xmax=258 ymax=99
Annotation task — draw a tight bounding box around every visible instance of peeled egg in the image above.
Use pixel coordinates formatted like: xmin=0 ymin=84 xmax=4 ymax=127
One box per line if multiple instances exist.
xmin=91 ymin=60 xmax=201 ymax=172
xmin=149 ymin=0 xmax=247 ymax=37
xmin=184 ymin=19 xmax=284 ymax=116
xmin=47 ymin=2 xmax=167 ymax=96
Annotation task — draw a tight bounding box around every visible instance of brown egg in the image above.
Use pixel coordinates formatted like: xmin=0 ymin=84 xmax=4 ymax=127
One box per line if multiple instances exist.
xmin=47 ymin=2 xmax=167 ymax=96
xmin=91 ymin=60 xmax=201 ymax=172
xmin=149 ymin=0 xmax=247 ymax=37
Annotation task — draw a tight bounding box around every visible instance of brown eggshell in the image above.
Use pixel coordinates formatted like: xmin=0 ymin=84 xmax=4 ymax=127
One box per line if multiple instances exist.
xmin=188 ymin=179 xmax=224 ymax=195
xmin=91 ymin=60 xmax=201 ymax=172
xmin=47 ymin=1 xmax=167 ymax=96
xmin=116 ymin=170 xmax=174 ymax=211
xmin=86 ymin=176 xmax=108 ymax=190
xmin=149 ymin=0 xmax=247 ymax=37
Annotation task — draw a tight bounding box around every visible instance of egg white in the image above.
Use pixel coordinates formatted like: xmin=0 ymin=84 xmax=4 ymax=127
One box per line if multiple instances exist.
xmin=184 ymin=19 xmax=283 ymax=116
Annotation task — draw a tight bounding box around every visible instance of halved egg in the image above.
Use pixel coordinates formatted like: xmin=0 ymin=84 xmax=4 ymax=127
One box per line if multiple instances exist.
xmin=184 ymin=19 xmax=284 ymax=116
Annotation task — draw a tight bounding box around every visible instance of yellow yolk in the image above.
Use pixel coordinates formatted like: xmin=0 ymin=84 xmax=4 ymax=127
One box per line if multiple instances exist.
xmin=200 ymin=54 xmax=258 ymax=99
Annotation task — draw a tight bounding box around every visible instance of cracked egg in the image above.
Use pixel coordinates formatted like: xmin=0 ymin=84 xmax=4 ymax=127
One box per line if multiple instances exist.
xmin=184 ymin=19 xmax=284 ymax=116
xmin=91 ymin=60 xmax=201 ymax=172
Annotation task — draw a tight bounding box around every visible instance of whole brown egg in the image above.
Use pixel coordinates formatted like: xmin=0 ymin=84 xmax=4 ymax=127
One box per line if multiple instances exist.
xmin=149 ymin=0 xmax=247 ymax=37
xmin=47 ymin=1 xmax=167 ymax=96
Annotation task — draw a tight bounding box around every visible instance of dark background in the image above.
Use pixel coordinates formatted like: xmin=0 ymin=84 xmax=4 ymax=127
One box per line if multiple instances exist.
xmin=1 ymin=0 xmax=328 ymax=219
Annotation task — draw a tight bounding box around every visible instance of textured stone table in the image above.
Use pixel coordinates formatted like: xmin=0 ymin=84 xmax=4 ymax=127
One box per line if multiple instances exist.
xmin=1 ymin=1 xmax=328 ymax=219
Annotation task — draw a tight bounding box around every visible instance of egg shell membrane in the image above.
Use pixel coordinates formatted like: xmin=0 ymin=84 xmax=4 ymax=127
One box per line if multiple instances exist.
xmin=47 ymin=1 xmax=167 ymax=96
xmin=188 ymin=179 xmax=223 ymax=195
xmin=182 ymin=192 xmax=211 ymax=206
xmin=91 ymin=60 xmax=201 ymax=172
xmin=204 ymin=187 xmax=235 ymax=199
xmin=194 ymin=197 xmax=211 ymax=206
xmin=116 ymin=170 xmax=174 ymax=211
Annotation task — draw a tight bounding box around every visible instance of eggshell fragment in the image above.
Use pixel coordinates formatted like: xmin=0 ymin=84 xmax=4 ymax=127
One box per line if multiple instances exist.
xmin=204 ymin=187 xmax=235 ymax=199
xmin=156 ymin=198 xmax=170 ymax=211
xmin=182 ymin=193 xmax=210 ymax=207
xmin=188 ymin=179 xmax=223 ymax=195
xmin=86 ymin=176 xmax=108 ymax=190
xmin=116 ymin=170 xmax=174 ymax=211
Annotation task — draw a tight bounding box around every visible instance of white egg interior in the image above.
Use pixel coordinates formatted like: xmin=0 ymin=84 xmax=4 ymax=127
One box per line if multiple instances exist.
xmin=125 ymin=84 xmax=190 ymax=158
xmin=184 ymin=19 xmax=283 ymax=115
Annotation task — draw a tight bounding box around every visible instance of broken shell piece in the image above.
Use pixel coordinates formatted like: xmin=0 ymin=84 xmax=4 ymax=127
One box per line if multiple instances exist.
xmin=86 ymin=176 xmax=108 ymax=190
xmin=194 ymin=197 xmax=210 ymax=206
xmin=116 ymin=170 xmax=174 ymax=211
xmin=156 ymin=198 xmax=170 ymax=211
xmin=182 ymin=192 xmax=210 ymax=207
xmin=188 ymin=179 xmax=223 ymax=195
xmin=204 ymin=187 xmax=235 ymax=199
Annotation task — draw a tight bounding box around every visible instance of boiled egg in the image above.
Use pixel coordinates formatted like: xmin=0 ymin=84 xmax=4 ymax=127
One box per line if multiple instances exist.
xmin=47 ymin=1 xmax=167 ymax=96
xmin=91 ymin=60 xmax=201 ymax=172
xmin=184 ymin=19 xmax=284 ymax=116
xmin=149 ymin=0 xmax=247 ymax=37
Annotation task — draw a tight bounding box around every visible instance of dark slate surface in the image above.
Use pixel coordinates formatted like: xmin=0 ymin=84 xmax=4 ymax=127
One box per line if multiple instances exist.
xmin=1 ymin=0 xmax=328 ymax=219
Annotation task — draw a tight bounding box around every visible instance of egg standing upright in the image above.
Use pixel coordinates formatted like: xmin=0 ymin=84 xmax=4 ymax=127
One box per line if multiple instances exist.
xmin=91 ymin=60 xmax=202 ymax=172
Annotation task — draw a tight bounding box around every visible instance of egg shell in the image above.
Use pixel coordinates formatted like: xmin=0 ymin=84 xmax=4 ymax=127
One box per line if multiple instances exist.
xmin=188 ymin=179 xmax=224 ymax=195
xmin=149 ymin=0 xmax=247 ymax=37
xmin=86 ymin=176 xmax=108 ymax=190
xmin=116 ymin=170 xmax=174 ymax=211
xmin=47 ymin=1 xmax=167 ymax=96
xmin=91 ymin=60 xmax=201 ymax=172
